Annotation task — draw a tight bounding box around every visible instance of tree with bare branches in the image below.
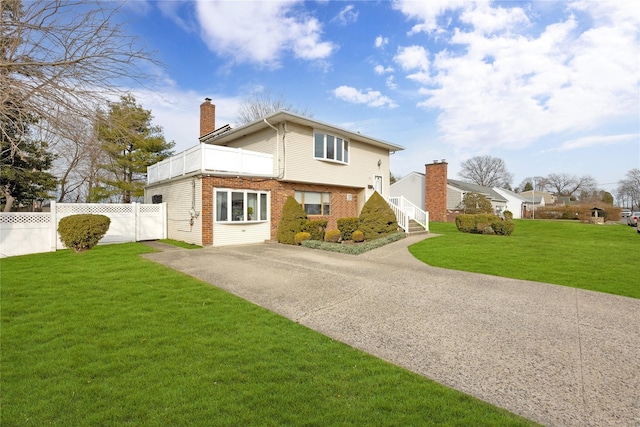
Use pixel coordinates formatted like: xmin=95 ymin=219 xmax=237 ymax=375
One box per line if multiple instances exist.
xmin=236 ymin=91 xmax=313 ymax=125
xmin=543 ymin=173 xmax=596 ymax=198
xmin=616 ymin=168 xmax=640 ymax=208
xmin=1 ymin=0 xmax=160 ymax=205
xmin=459 ymin=155 xmax=513 ymax=188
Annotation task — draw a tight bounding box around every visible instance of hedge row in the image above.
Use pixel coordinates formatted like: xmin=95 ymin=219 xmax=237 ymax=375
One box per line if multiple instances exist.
xmin=455 ymin=214 xmax=514 ymax=236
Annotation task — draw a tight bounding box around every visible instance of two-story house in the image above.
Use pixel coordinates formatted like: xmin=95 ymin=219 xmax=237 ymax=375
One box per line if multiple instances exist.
xmin=144 ymin=99 xmax=405 ymax=246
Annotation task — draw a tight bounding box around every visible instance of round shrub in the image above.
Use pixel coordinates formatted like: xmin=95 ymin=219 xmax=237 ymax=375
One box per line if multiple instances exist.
xmin=359 ymin=192 xmax=398 ymax=240
xmin=491 ymin=220 xmax=515 ymax=236
xmin=503 ymin=210 xmax=513 ymax=221
xmin=277 ymin=196 xmax=308 ymax=245
xmin=455 ymin=214 xmax=501 ymax=234
xmin=58 ymin=214 xmax=111 ymax=253
xmin=324 ymin=229 xmax=341 ymax=243
xmin=337 ymin=217 xmax=360 ymax=240
xmin=352 ymin=229 xmax=364 ymax=242
xmin=294 ymin=232 xmax=311 ymax=245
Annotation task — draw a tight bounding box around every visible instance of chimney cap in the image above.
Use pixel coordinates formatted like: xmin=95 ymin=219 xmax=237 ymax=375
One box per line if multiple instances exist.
xmin=204 ymin=97 xmax=212 ymax=102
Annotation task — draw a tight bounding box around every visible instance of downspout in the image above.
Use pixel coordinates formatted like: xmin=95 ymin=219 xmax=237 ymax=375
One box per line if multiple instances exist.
xmin=264 ymin=118 xmax=283 ymax=179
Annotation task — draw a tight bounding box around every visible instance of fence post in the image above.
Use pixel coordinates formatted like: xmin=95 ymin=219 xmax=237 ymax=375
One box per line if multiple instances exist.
xmin=50 ymin=200 xmax=57 ymax=251
xmin=161 ymin=202 xmax=167 ymax=239
xmin=133 ymin=202 xmax=139 ymax=242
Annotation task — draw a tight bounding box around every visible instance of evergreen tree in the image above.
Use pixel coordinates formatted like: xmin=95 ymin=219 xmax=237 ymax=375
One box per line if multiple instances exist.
xmin=0 ymin=100 xmax=57 ymax=211
xmin=359 ymin=191 xmax=398 ymax=240
xmin=95 ymin=94 xmax=174 ymax=203
xmin=460 ymin=192 xmax=493 ymax=214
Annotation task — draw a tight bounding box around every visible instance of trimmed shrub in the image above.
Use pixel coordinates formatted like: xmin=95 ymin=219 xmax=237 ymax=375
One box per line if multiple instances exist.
xmin=337 ymin=217 xmax=360 ymax=240
xmin=276 ymin=196 xmax=308 ymax=245
xmin=352 ymin=229 xmax=364 ymax=243
xmin=491 ymin=220 xmax=515 ymax=236
xmin=324 ymin=229 xmax=341 ymax=243
xmin=455 ymin=214 xmax=501 ymax=234
xmin=58 ymin=214 xmax=110 ymax=253
xmin=359 ymin=192 xmax=398 ymax=240
xmin=301 ymin=219 xmax=328 ymax=241
xmin=503 ymin=210 xmax=513 ymax=221
xmin=294 ymin=232 xmax=311 ymax=245
xmin=481 ymin=225 xmax=495 ymax=235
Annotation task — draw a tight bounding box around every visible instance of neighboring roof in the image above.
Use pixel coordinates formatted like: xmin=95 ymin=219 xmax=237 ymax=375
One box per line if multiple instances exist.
xmin=391 ymin=171 xmax=424 ymax=187
xmin=199 ymin=110 xmax=405 ymax=152
xmin=493 ymin=187 xmax=529 ymax=201
xmin=447 ymin=179 xmax=507 ymax=202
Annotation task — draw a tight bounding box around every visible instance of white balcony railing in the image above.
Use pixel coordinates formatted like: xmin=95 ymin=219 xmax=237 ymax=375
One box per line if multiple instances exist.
xmin=147 ymin=144 xmax=274 ymax=184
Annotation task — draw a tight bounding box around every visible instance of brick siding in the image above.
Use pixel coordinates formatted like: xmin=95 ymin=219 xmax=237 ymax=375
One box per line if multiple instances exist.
xmin=201 ymin=176 xmax=360 ymax=245
xmin=425 ymin=161 xmax=448 ymax=222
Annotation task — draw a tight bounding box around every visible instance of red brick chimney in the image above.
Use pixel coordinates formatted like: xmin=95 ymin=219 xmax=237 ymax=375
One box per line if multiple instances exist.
xmin=425 ymin=160 xmax=448 ymax=222
xmin=200 ymin=98 xmax=215 ymax=137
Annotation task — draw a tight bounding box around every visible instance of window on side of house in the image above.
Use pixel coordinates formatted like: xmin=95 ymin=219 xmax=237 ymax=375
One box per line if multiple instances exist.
xmin=313 ymin=131 xmax=349 ymax=164
xmin=294 ymin=191 xmax=331 ymax=216
xmin=215 ymin=189 xmax=269 ymax=223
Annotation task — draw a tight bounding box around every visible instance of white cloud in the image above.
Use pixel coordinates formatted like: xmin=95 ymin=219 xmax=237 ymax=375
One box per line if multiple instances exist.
xmin=395 ymin=2 xmax=640 ymax=152
xmin=551 ymin=134 xmax=638 ymax=152
xmin=386 ymin=76 xmax=398 ymax=90
xmin=394 ymin=45 xmax=430 ymax=83
xmin=392 ymin=0 xmax=468 ymax=34
xmin=459 ymin=2 xmax=530 ymax=34
xmin=332 ymin=4 xmax=358 ymax=25
xmin=394 ymin=45 xmax=430 ymax=71
xmin=374 ymin=64 xmax=394 ymax=75
xmin=333 ymin=86 xmax=398 ymax=108
xmin=195 ymin=1 xmax=335 ymax=68
xmin=374 ymin=35 xmax=389 ymax=48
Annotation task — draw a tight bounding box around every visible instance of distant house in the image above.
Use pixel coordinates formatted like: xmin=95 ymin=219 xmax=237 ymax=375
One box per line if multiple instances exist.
xmin=493 ymin=187 xmax=529 ymax=219
xmin=391 ymin=161 xmax=530 ymax=221
xmin=144 ymin=99 xmax=409 ymax=246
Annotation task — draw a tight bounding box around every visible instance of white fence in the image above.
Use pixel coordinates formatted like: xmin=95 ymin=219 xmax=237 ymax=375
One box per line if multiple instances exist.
xmin=0 ymin=202 xmax=167 ymax=258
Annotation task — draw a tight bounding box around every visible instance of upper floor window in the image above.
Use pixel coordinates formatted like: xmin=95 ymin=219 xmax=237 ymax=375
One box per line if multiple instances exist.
xmin=314 ymin=131 xmax=349 ymax=164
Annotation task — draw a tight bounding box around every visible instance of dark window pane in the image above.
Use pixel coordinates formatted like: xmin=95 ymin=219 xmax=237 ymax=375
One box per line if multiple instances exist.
xmin=232 ymin=192 xmax=244 ymax=221
xmin=336 ymin=138 xmax=342 ymax=162
xmin=326 ymin=135 xmax=334 ymax=159
xmin=314 ymin=134 xmax=324 ymax=158
xmin=216 ymin=191 xmax=227 ymax=221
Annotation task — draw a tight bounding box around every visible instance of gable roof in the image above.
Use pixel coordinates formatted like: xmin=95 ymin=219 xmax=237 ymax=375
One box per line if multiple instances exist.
xmin=493 ymin=187 xmax=529 ymax=201
xmin=199 ymin=110 xmax=404 ymax=152
xmin=447 ymin=179 xmax=507 ymax=202
xmin=391 ymin=171 xmax=424 ymax=187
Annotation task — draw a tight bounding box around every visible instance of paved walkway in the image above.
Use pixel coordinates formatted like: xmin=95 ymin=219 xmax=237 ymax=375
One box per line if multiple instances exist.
xmin=142 ymin=237 xmax=640 ymax=426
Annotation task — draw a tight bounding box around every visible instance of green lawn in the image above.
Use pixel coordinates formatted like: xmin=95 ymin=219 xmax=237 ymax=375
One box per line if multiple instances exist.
xmin=1 ymin=244 xmax=536 ymax=426
xmin=410 ymin=220 xmax=639 ymax=298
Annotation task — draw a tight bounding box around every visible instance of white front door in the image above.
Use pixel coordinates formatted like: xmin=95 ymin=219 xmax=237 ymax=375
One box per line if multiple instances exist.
xmin=374 ymin=175 xmax=383 ymax=195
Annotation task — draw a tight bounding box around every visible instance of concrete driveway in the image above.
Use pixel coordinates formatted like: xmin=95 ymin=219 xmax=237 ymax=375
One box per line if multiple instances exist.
xmin=142 ymin=236 xmax=640 ymax=427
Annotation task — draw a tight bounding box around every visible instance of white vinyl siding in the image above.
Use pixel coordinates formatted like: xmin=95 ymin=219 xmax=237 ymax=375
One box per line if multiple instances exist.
xmin=144 ymin=177 xmax=202 ymax=245
xmin=213 ymin=221 xmax=271 ymax=246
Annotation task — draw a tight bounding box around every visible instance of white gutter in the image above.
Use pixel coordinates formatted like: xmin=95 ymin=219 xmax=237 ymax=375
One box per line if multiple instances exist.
xmin=263 ymin=118 xmax=282 ymax=179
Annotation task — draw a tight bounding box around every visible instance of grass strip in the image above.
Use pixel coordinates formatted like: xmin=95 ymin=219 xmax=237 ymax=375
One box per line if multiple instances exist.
xmin=410 ymin=220 xmax=638 ymax=298
xmin=1 ymin=243 xmax=536 ymax=426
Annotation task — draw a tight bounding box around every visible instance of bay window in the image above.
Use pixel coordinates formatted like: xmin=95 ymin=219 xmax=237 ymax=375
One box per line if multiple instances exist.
xmin=314 ymin=131 xmax=349 ymax=164
xmin=216 ymin=189 xmax=268 ymax=222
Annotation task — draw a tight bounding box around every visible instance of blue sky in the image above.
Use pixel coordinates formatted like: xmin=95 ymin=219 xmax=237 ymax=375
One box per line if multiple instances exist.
xmin=124 ymin=0 xmax=639 ymax=193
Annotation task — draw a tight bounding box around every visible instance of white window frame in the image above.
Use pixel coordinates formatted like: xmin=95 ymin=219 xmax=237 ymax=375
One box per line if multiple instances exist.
xmin=313 ymin=130 xmax=349 ymax=165
xmin=215 ymin=188 xmax=269 ymax=223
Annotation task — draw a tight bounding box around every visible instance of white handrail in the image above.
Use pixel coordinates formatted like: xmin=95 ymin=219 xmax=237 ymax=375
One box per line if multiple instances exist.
xmin=387 ymin=196 xmax=429 ymax=232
